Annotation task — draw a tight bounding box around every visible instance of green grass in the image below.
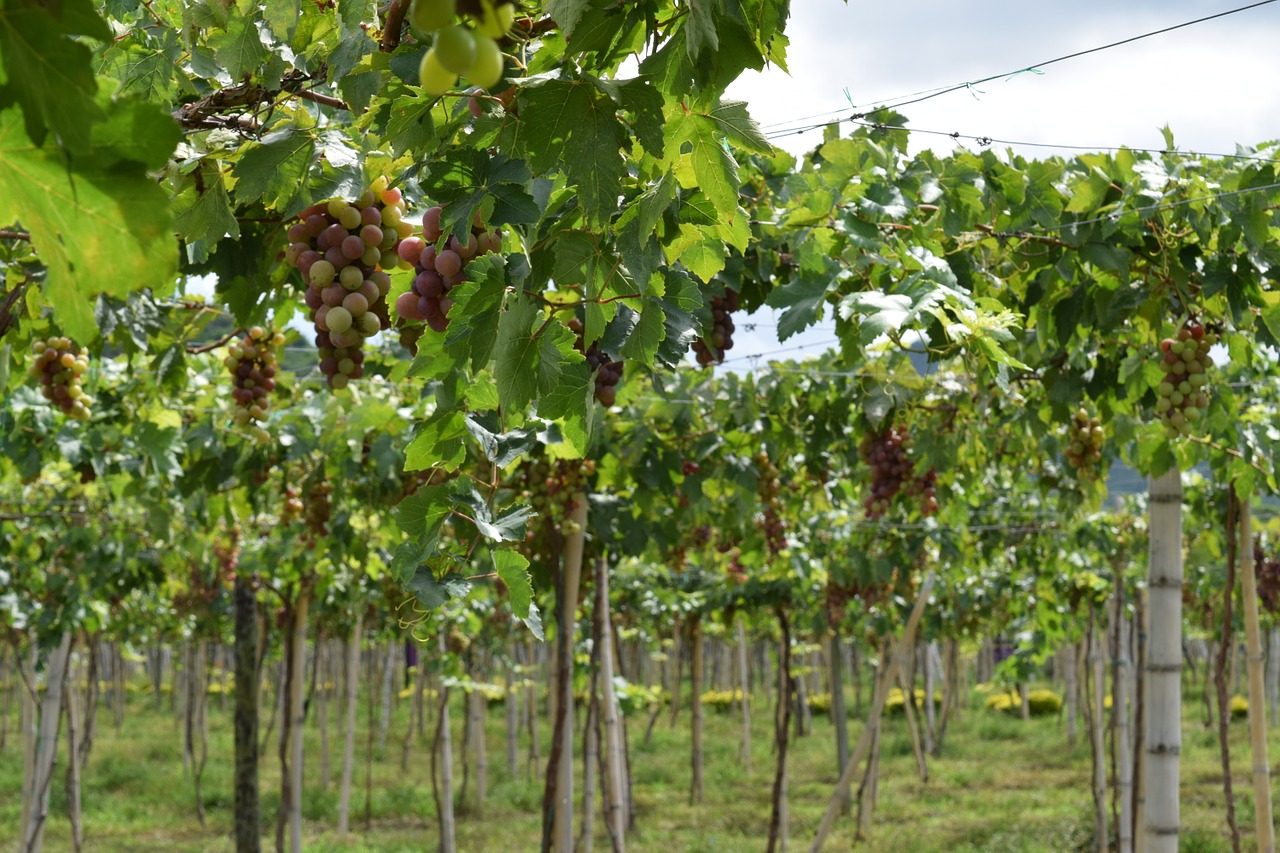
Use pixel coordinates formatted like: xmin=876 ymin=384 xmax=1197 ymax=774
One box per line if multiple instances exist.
xmin=0 ymin=672 xmax=1270 ymax=851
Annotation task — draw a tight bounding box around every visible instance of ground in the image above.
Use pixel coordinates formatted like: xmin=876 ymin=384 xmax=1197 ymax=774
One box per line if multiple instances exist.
xmin=0 ymin=670 xmax=1268 ymax=851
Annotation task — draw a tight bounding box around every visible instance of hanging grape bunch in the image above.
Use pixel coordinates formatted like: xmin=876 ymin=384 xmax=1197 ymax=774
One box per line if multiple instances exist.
xmin=305 ymin=480 xmax=333 ymax=539
xmin=225 ymin=326 xmax=285 ymax=442
xmin=1064 ymin=407 xmax=1104 ymax=475
xmin=1154 ymin=318 xmax=1216 ymax=438
xmin=756 ymin=451 xmax=787 ymax=554
xmin=280 ymin=485 xmax=304 ymax=525
xmin=1256 ymin=542 xmax=1280 ymax=616
xmin=412 ymin=0 xmax=515 ymax=95
xmin=214 ymin=525 xmax=241 ymax=590
xmin=395 ymin=205 xmax=503 ymax=333
xmin=824 ymin=581 xmax=853 ymax=629
xmin=283 ymin=176 xmax=406 ymax=390
xmin=29 ymin=336 xmax=92 ymax=419
xmin=563 ymin=317 xmax=623 ymax=406
xmin=861 ymin=426 xmax=937 ymax=518
xmin=691 ymin=288 xmax=740 ymax=367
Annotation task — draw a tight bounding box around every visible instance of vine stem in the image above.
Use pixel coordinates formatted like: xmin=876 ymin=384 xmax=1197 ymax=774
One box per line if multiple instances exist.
xmin=186 ymin=327 xmax=244 ymax=355
xmin=0 ymin=229 xmax=31 ymax=241
xmin=380 ymin=0 xmax=411 ymax=52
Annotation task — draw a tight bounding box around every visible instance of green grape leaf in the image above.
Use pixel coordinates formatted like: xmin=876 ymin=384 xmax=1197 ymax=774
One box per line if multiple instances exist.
xmin=494 ymin=550 xmax=534 ymax=619
xmin=212 ymin=9 xmax=268 ymax=80
xmin=0 ymin=110 xmax=178 ymax=342
xmin=493 ymin=294 xmax=541 ymax=414
xmin=233 ymin=128 xmax=316 ymax=210
xmin=395 ymin=485 xmax=453 ymax=539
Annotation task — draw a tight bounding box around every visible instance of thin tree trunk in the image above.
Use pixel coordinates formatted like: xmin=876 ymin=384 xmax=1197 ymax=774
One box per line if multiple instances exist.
xmin=527 ymin=639 xmax=541 ymax=777
xmin=20 ymin=646 xmax=37 ymax=844
xmin=1115 ymin=586 xmax=1133 ymax=853
xmin=1215 ymin=487 xmax=1242 ymax=853
xmin=766 ymin=607 xmax=794 ymax=853
xmin=113 ymin=644 xmax=125 ymax=732
xmin=828 ymin=632 xmax=850 ymax=812
xmin=808 ymin=571 xmax=935 ymax=853
xmin=318 ymin=641 xmax=331 ymax=789
xmin=234 ymin=573 xmax=261 ymax=853
xmin=193 ymin=640 xmax=210 ymax=827
xmin=337 ymin=614 xmax=362 ymax=835
xmin=1237 ymin=497 xmax=1275 ymax=853
xmin=1133 ymin=587 xmax=1147 ymax=853
xmin=471 ymin=660 xmax=489 ymax=809
xmin=506 ymin=657 xmax=520 ymax=779
xmin=595 ymin=556 xmax=627 ymax=849
xmin=689 ymin=613 xmax=704 ymax=805
xmin=1066 ymin=642 xmax=1080 ymax=744
xmin=855 ymin=712 xmax=881 ymax=840
xmin=737 ymin=621 xmax=753 ymax=774
xmin=544 ymin=494 xmax=588 ymax=853
xmin=63 ymin=648 xmax=83 ymax=853
xmin=22 ymin=630 xmax=73 ymax=853
xmin=277 ymin=592 xmax=309 ymax=853
xmin=667 ymin=619 xmax=683 ymax=729
xmin=896 ymin=664 xmax=928 ymax=782
xmin=1144 ymin=468 xmax=1182 ymax=853
xmin=378 ymin=642 xmax=395 ymax=751
xmin=434 ymin=633 xmax=458 ymax=853
xmin=1087 ymin=612 xmax=1108 ymax=853
xmin=1267 ymin=626 xmax=1279 ymax=729
xmin=923 ymin=640 xmax=938 ymax=755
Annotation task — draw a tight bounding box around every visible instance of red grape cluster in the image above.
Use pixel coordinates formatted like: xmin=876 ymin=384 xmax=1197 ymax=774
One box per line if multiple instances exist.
xmin=395 ymin=205 xmax=503 ymax=334
xmin=225 ymin=326 xmax=284 ymax=442
xmin=29 ymin=337 xmax=92 ymax=419
xmin=825 ymin=581 xmax=852 ymax=629
xmin=284 ymin=177 xmax=407 ymax=390
xmin=1155 ymin=319 xmax=1215 ymax=438
xmin=214 ymin=525 xmax=241 ymax=589
xmin=1256 ymin=543 xmax=1280 ymax=616
xmin=860 ymin=427 xmax=937 ymax=518
xmin=566 ymin=318 xmax=623 ymax=406
xmin=1065 ymin=407 xmax=1104 ymax=475
xmin=692 ymin=289 xmax=739 ymax=367
xmin=756 ymin=452 xmax=787 ymax=555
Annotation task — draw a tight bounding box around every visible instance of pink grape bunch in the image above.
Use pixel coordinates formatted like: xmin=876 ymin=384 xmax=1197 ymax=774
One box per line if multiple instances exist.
xmin=1154 ymin=319 xmax=1216 ymax=439
xmin=394 ymin=205 xmax=503 ymax=333
xmin=29 ymin=336 xmax=92 ymax=419
xmin=283 ymin=177 xmax=408 ymax=390
xmin=225 ymin=326 xmax=285 ymax=442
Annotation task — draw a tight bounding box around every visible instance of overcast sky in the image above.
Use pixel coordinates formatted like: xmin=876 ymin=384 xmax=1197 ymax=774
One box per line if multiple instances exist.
xmin=719 ymin=0 xmax=1280 ymax=370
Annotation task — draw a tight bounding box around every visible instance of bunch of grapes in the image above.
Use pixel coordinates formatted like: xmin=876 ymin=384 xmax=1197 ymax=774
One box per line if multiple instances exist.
xmin=412 ymin=0 xmax=515 ymax=95
xmin=283 ymin=177 xmax=407 ymax=390
xmin=565 ymin=318 xmax=623 ymax=406
xmin=904 ymin=467 xmax=940 ymax=516
xmin=214 ymin=525 xmax=241 ymax=589
xmin=395 ymin=205 xmax=503 ymax=334
xmin=1256 ymin=543 xmax=1280 ymax=616
xmin=305 ymin=480 xmax=333 ymax=538
xmin=1064 ymin=407 xmax=1104 ymax=475
xmin=726 ymin=550 xmax=746 ymax=585
xmin=756 ymin=452 xmax=787 ymax=554
xmin=1154 ymin=319 xmax=1216 ymax=438
xmin=861 ymin=426 xmax=938 ymax=518
xmin=691 ymin=289 xmax=740 ymax=367
xmin=29 ymin=337 xmax=92 ymax=419
xmin=281 ymin=485 xmax=304 ymax=525
xmin=825 ymin=581 xmax=852 ymax=629
xmin=225 ymin=326 xmax=285 ymax=441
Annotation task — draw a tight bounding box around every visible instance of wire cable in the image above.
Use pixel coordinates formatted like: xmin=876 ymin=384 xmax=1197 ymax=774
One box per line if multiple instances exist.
xmin=763 ymin=0 xmax=1280 ymax=139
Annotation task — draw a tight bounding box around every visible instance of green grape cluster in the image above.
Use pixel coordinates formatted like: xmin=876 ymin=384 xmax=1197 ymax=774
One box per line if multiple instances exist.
xmin=1065 ymin=407 xmax=1104 ymax=475
xmin=225 ymin=326 xmax=285 ymax=442
xmin=1154 ymin=320 xmax=1215 ymax=438
xmin=413 ymin=0 xmax=514 ymax=95
xmin=29 ymin=336 xmax=92 ymax=419
xmin=284 ymin=176 xmax=407 ymax=390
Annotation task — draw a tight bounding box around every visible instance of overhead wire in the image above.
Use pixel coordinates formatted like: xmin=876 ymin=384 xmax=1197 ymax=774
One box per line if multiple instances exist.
xmin=763 ymin=0 xmax=1280 ymax=139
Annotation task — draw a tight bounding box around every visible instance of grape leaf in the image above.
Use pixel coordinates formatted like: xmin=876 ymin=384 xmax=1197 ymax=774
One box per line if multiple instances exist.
xmin=768 ymin=267 xmax=834 ymax=341
xmin=212 ymin=10 xmax=268 ymax=80
xmin=547 ymin=0 xmax=590 ymax=38
xmin=233 ymin=128 xmax=316 ymax=210
xmin=0 ymin=110 xmax=178 ymax=342
xmin=706 ymin=100 xmax=770 ymax=153
xmin=493 ymin=294 xmax=541 ymax=414
xmin=0 ymin=0 xmax=104 ymax=153
xmin=666 ymin=109 xmax=739 ymax=219
xmin=494 ymin=550 xmax=534 ymax=619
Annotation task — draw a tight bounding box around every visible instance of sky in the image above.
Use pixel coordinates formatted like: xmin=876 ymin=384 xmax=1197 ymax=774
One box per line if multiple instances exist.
xmin=717 ymin=0 xmax=1280 ymax=370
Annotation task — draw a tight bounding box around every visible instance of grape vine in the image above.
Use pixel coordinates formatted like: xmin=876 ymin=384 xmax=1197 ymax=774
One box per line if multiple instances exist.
xmin=1154 ymin=319 xmax=1216 ymax=438
xmin=691 ymin=289 xmax=739 ymax=367
xmin=1064 ymin=406 xmax=1104 ymax=476
xmin=396 ymin=205 xmax=502 ymax=333
xmin=413 ymin=0 xmax=514 ymax=95
xmin=225 ymin=326 xmax=285 ymax=442
xmin=29 ymin=336 xmax=92 ymax=420
xmin=284 ymin=177 xmax=406 ymax=389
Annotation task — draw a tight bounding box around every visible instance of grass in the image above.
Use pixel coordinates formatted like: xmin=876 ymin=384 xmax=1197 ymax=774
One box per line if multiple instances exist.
xmin=0 ymin=670 xmax=1271 ymax=851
